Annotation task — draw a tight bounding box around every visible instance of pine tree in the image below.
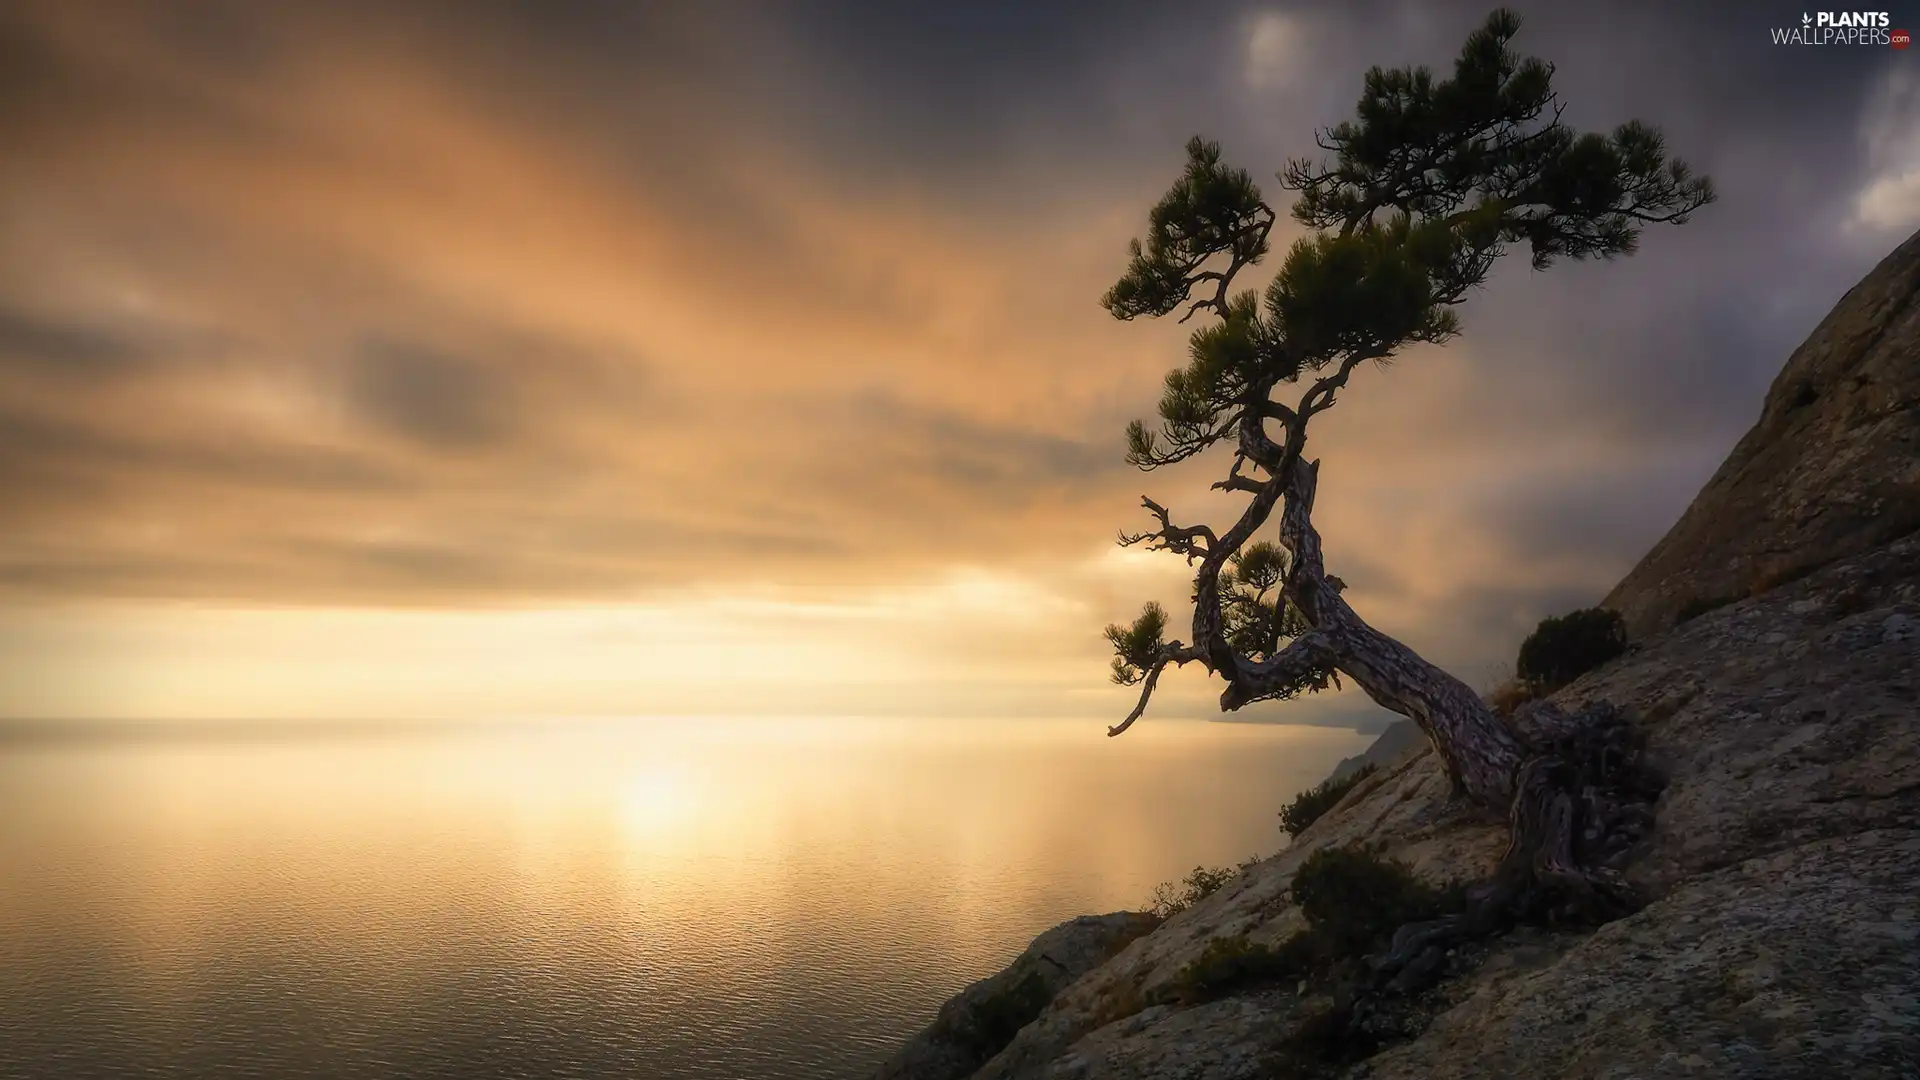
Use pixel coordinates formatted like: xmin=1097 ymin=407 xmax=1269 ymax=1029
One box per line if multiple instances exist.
xmin=1101 ymin=9 xmax=1708 ymax=961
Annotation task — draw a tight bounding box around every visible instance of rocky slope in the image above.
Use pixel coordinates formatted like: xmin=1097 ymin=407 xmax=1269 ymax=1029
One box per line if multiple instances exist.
xmin=1603 ymin=228 xmax=1920 ymax=640
xmin=875 ymin=229 xmax=1920 ymax=1079
xmin=1323 ymin=719 xmax=1421 ymax=784
xmin=873 ymin=914 xmax=1159 ymax=1080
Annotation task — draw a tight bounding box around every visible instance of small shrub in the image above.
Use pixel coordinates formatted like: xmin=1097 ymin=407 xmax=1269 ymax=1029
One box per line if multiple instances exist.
xmin=1153 ymin=846 xmax=1465 ymax=1019
xmin=1279 ymin=764 xmax=1377 ymax=838
xmin=1515 ymin=607 xmax=1627 ymax=692
xmin=1485 ymin=676 xmax=1536 ymax=717
xmin=1166 ymin=932 xmax=1314 ymax=1005
xmin=1289 ymin=845 xmax=1457 ymax=955
xmin=1165 ymin=846 xmax=1461 ymax=1009
xmin=1146 ymin=864 xmax=1238 ymax=919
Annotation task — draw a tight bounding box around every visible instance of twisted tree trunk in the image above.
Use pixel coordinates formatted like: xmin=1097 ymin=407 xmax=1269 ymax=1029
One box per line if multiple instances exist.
xmin=1222 ymin=458 xmax=1663 ymax=993
xmin=1218 ymin=458 xmax=1527 ymax=810
xmin=1327 ymin=620 xmax=1524 ymax=805
xmin=1114 ymin=433 xmax=1662 ymax=981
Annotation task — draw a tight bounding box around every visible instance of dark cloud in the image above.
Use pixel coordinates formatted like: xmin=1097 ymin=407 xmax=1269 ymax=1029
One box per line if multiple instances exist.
xmin=0 ymin=406 xmax=411 ymax=503
xmin=1477 ymin=461 xmax=1718 ymax=569
xmin=348 ymin=337 xmax=512 ymax=448
xmin=1419 ymin=580 xmax=1610 ymax=674
xmin=840 ymin=390 xmax=1125 ymax=494
xmin=0 ymin=304 xmax=154 ymax=376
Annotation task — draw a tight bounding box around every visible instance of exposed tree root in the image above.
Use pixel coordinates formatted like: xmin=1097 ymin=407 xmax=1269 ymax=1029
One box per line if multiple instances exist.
xmin=1260 ymin=703 xmax=1665 ymax=1077
xmin=1370 ymin=700 xmax=1663 ymax=994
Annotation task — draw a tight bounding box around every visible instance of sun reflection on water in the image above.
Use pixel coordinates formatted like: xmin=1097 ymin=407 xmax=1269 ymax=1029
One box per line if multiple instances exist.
xmin=619 ymin=764 xmax=701 ymax=836
xmin=0 ymin=717 xmax=1373 ymax=1079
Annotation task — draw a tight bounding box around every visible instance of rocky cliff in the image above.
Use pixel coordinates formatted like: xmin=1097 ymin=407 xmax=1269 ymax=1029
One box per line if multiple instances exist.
xmin=1603 ymin=228 xmax=1920 ymax=640
xmin=1323 ymin=719 xmax=1422 ymax=784
xmin=876 ymin=229 xmax=1920 ymax=1080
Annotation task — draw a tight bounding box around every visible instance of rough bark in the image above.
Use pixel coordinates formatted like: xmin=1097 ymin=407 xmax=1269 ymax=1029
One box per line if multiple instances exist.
xmin=1129 ymin=448 xmax=1665 ymax=1001
xmin=1204 ymin=456 xmax=1528 ymax=811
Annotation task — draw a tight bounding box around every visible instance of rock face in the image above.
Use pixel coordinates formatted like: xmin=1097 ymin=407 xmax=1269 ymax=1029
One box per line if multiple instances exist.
xmin=875 ymin=230 xmax=1920 ymax=1080
xmin=1604 ymin=227 xmax=1920 ymax=639
xmin=927 ymin=532 xmax=1920 ymax=1080
xmin=1324 ymin=718 xmax=1423 ymax=783
xmin=874 ymin=913 xmax=1159 ymax=1080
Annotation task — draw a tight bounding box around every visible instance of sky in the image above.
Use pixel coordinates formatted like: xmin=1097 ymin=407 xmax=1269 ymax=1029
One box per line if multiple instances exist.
xmin=1 ymin=1 xmax=1915 ymax=726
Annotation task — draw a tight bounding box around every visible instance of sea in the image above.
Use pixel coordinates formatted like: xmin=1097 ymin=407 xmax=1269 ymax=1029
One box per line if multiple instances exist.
xmin=0 ymin=716 xmax=1369 ymax=1079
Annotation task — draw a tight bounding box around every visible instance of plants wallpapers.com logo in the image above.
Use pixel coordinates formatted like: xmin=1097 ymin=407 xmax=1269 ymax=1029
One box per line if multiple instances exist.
xmin=1770 ymin=10 xmax=1906 ymax=45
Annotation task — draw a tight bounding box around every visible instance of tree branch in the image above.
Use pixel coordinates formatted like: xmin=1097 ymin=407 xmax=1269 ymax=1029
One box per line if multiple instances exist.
xmin=1210 ymin=453 xmax=1268 ymax=494
xmin=1236 ymin=396 xmax=1289 ymax=472
xmin=1181 ymin=204 xmax=1278 ymax=323
xmin=1276 ymin=457 xmax=1341 ymax=626
xmin=1219 ymin=628 xmax=1339 ymax=710
xmin=1118 ymin=497 xmax=1217 ymax=563
xmin=1211 ymin=474 xmax=1266 ymax=494
xmin=1107 ymin=642 xmax=1202 ymax=736
xmin=1297 ymin=351 xmax=1376 ymax=420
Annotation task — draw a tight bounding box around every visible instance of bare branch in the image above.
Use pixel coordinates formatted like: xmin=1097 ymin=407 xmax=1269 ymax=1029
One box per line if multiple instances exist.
xmin=1278 ymin=459 xmax=1329 ymax=591
xmin=1107 ymin=659 xmax=1166 ymax=737
xmin=1107 ymin=642 xmax=1201 ymax=736
xmin=1211 ymin=474 xmax=1265 ymax=494
xmin=1210 ymin=453 xmax=1268 ymax=494
xmin=1235 ymin=401 xmax=1289 ymax=472
xmin=1118 ymin=496 xmax=1217 ymax=563
xmin=1259 ymin=398 xmax=1300 ymax=427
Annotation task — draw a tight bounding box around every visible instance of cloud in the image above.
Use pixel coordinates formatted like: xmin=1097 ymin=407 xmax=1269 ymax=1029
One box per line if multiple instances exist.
xmin=0 ymin=0 xmax=1908 ymax=722
xmin=347 ymin=336 xmax=514 ymax=448
xmin=1243 ymin=12 xmax=1308 ymax=91
xmin=0 ymin=304 xmax=156 ymax=375
xmin=1851 ymin=67 xmax=1920 ymax=234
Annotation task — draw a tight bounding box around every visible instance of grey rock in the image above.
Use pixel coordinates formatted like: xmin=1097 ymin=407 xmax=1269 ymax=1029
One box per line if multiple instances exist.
xmin=1362 ymin=831 xmax=1920 ymax=1080
xmin=873 ymin=912 xmax=1158 ymax=1080
xmin=1603 ymin=226 xmax=1920 ymax=639
xmin=1324 ymin=718 xmax=1426 ymax=784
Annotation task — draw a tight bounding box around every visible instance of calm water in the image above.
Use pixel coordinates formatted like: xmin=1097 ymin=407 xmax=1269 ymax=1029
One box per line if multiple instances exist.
xmin=0 ymin=717 xmax=1369 ymax=1080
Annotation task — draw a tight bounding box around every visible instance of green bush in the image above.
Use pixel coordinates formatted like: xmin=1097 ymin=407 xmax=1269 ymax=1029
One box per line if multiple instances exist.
xmin=1166 ymin=933 xmax=1312 ymax=1004
xmin=1146 ymin=864 xmax=1239 ymax=919
xmin=1515 ymin=607 xmax=1627 ymax=692
xmin=1279 ymin=764 xmax=1376 ymax=838
xmin=1164 ymin=845 xmax=1459 ymax=1008
xmin=1289 ymin=845 xmax=1456 ymax=955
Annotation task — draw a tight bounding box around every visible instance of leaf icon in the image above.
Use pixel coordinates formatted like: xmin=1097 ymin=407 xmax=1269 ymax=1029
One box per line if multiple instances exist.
xmin=1802 ymin=12 xmax=1812 ymax=24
